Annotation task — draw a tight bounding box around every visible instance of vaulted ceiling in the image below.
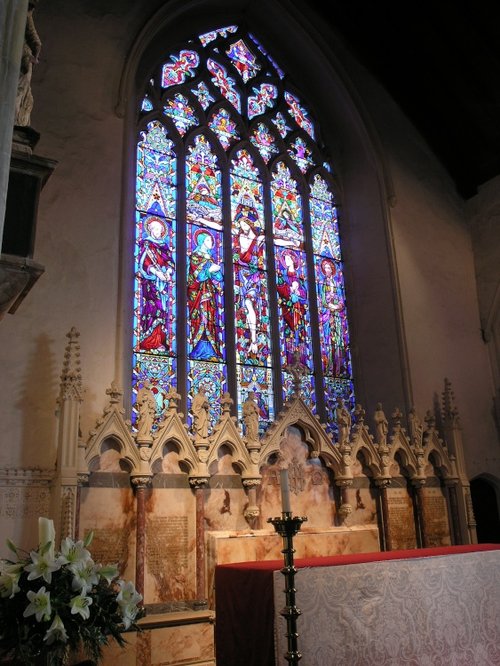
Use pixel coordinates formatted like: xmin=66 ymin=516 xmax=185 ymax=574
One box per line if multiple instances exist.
xmin=307 ymin=0 xmax=500 ymax=199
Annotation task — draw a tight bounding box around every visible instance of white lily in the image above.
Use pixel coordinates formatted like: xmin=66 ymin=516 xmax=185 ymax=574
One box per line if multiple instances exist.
xmin=25 ymin=549 xmax=61 ymax=584
xmin=44 ymin=614 xmax=68 ymax=645
xmin=58 ymin=537 xmax=91 ymax=571
xmin=71 ymin=559 xmax=99 ymax=595
xmin=116 ymin=580 xmax=142 ymax=607
xmin=23 ymin=586 xmax=52 ymax=622
xmin=0 ymin=572 xmax=20 ymax=598
xmin=70 ymin=593 xmax=93 ymax=620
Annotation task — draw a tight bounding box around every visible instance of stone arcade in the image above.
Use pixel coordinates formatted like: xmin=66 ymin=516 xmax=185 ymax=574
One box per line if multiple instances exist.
xmin=0 ymin=327 xmax=477 ymax=664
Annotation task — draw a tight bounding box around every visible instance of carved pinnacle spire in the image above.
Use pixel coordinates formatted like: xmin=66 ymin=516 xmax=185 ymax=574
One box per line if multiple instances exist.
xmin=60 ymin=327 xmax=82 ymax=401
xmin=442 ymin=377 xmax=461 ymax=428
xmin=284 ymin=350 xmax=308 ymax=396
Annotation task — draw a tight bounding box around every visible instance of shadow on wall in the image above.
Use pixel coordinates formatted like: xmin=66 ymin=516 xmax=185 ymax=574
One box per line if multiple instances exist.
xmin=470 ymin=475 xmax=500 ymax=543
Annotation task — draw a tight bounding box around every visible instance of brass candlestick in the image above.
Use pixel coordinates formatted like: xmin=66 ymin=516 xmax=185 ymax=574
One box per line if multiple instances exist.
xmin=268 ymin=512 xmax=307 ymax=665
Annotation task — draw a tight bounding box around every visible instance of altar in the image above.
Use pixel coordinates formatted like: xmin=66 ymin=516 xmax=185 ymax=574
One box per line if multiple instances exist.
xmin=215 ymin=544 xmax=500 ymax=666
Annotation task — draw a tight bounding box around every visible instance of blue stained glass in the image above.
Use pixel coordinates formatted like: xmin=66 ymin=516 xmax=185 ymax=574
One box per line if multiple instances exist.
xmin=136 ymin=144 xmax=176 ymax=218
xmin=236 ymin=365 xmax=275 ymax=431
xmin=141 ymin=96 xmax=153 ymax=112
xmin=248 ymin=83 xmax=278 ymax=119
xmin=191 ymin=81 xmax=215 ymax=110
xmin=188 ymin=360 xmax=227 ymax=426
xmin=283 ymin=373 xmax=315 ymax=408
xmin=163 ymin=94 xmax=198 ymax=135
xmin=187 ymin=224 xmax=225 ymax=362
xmin=324 ymin=377 xmax=355 ymax=432
xmin=131 ymin=355 xmax=176 ymax=427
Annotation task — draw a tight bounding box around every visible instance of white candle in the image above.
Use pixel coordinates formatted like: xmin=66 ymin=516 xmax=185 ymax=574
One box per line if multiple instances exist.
xmin=38 ymin=517 xmax=55 ymax=558
xmin=280 ymin=468 xmax=291 ymax=514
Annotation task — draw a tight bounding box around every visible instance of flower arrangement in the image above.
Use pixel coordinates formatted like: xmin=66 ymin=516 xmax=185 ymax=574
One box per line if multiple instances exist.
xmin=0 ymin=518 xmax=144 ymax=665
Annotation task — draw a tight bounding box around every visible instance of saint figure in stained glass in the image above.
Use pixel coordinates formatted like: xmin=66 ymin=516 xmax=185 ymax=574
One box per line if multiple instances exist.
xmin=187 ymin=228 xmax=224 ymax=361
xmin=137 ymin=216 xmax=175 ymax=352
xmin=317 ymin=258 xmax=348 ymax=376
xmin=276 ymin=248 xmax=310 ymax=365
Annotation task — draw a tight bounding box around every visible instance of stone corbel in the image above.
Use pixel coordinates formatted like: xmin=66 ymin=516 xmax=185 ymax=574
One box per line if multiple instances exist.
xmin=335 ymin=478 xmax=353 ymax=524
xmin=242 ymin=478 xmax=261 ymax=526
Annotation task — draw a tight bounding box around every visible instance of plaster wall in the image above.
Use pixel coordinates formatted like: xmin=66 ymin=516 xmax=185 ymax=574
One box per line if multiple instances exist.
xmin=0 ymin=0 xmax=497 ymax=484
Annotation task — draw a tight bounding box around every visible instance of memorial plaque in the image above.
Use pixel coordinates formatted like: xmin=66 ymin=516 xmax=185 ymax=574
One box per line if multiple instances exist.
xmin=88 ymin=527 xmax=130 ymax=568
xmin=421 ymin=487 xmax=451 ymax=546
xmin=146 ymin=515 xmax=190 ymax=600
xmin=386 ymin=486 xmax=417 ymax=549
xmin=0 ymin=486 xmax=49 ymax=518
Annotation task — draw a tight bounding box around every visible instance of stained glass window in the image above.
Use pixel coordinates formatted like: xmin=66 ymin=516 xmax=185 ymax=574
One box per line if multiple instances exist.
xmin=133 ymin=25 xmax=355 ymax=433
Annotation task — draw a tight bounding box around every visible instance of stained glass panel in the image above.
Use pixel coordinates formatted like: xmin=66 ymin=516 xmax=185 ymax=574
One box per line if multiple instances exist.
xmin=135 ymin=212 xmax=176 ymax=354
xmin=199 ymin=25 xmax=238 ymax=47
xmin=163 ymin=94 xmax=198 ymax=135
xmin=314 ymin=256 xmax=351 ymax=378
xmin=188 ymin=360 xmax=227 ymax=426
xmin=272 ymin=112 xmax=292 ymax=139
xmin=284 ymin=91 xmax=315 ymax=139
xmin=310 ymin=176 xmax=341 ymax=260
xmin=250 ymin=123 xmax=279 ymax=163
xmin=206 ymin=59 xmax=241 ymax=113
xmin=208 ymin=108 xmax=240 ymax=149
xmin=186 ymin=135 xmax=222 ymax=229
xmin=275 ymin=247 xmax=312 ymax=368
xmin=271 ymin=162 xmax=304 ymax=249
xmin=161 ymin=50 xmax=200 ymax=88
xmin=186 ymin=224 xmax=225 ymax=362
xmin=191 ymin=81 xmax=215 ymax=110
xmin=236 ymin=365 xmax=275 ymax=431
xmin=248 ymin=83 xmax=278 ymax=119
xmin=226 ymin=39 xmax=260 ymax=82
xmin=132 ymin=354 xmax=176 ymax=426
xmin=288 ymin=136 xmax=314 ymax=173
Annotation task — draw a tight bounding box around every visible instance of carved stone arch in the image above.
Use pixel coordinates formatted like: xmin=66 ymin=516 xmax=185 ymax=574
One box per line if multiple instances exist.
xmin=353 ymin=444 xmax=382 ymax=479
xmin=392 ymin=446 xmax=418 ymax=478
xmin=150 ymin=436 xmax=197 ymax=476
xmin=206 ymin=440 xmax=251 ymax=477
xmin=86 ymin=390 xmax=140 ymax=472
xmin=260 ymin=395 xmax=334 ymax=464
xmin=150 ymin=413 xmax=199 ymax=473
xmin=426 ymin=447 xmax=452 ymax=479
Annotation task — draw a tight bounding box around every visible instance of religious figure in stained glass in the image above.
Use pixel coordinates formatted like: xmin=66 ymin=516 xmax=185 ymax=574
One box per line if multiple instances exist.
xmin=186 ymin=136 xmax=222 ymax=229
xmin=276 ymin=249 xmax=309 ymax=364
xmin=187 ymin=228 xmax=224 ymax=361
xmin=137 ymin=216 xmax=175 ymax=352
xmin=317 ymin=258 xmax=348 ymax=376
xmin=233 ymin=194 xmax=268 ymax=360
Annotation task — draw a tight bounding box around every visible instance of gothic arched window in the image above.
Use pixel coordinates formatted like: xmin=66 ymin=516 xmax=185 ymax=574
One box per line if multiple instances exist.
xmin=133 ymin=24 xmax=354 ymax=432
